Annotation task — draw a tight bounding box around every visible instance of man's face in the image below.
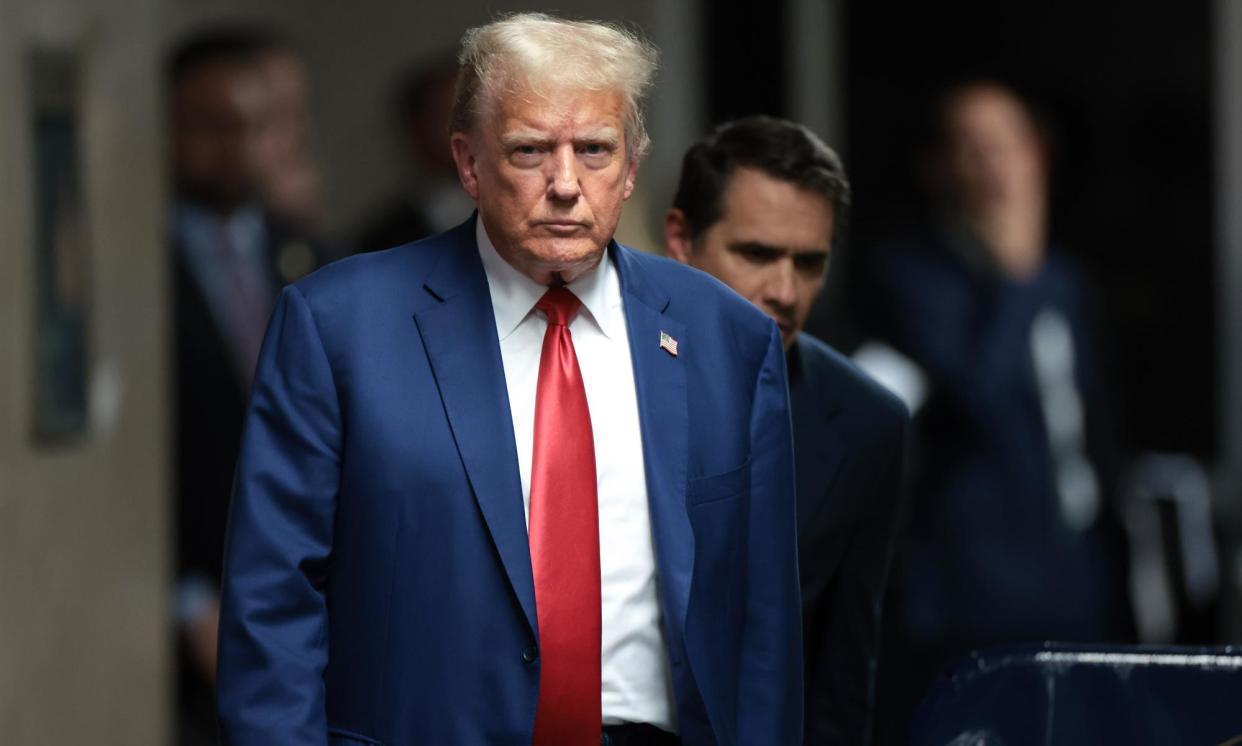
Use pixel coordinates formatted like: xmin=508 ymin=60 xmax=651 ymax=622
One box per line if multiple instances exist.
xmin=451 ymin=88 xmax=638 ymax=284
xmin=942 ymin=87 xmax=1045 ymax=216
xmin=666 ymin=167 xmax=834 ymax=349
xmin=171 ymin=62 xmax=271 ymax=212
xmin=256 ymin=51 xmax=310 ymax=167
xmin=408 ymin=70 xmax=461 ymax=178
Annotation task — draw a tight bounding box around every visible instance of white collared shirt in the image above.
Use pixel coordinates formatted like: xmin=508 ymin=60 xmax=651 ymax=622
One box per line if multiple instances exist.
xmin=476 ymin=220 xmax=677 ymax=731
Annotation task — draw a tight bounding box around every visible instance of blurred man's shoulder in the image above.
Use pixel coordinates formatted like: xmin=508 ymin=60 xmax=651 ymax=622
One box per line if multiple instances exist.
xmin=796 ymin=332 xmax=910 ymax=427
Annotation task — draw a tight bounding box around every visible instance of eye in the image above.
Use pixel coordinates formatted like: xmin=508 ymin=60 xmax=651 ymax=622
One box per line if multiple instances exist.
xmin=735 ymin=244 xmax=781 ymax=264
xmin=794 ymin=253 xmax=830 ymax=276
xmin=509 ymin=144 xmax=545 ymax=166
xmin=577 ymin=142 xmax=613 ymax=164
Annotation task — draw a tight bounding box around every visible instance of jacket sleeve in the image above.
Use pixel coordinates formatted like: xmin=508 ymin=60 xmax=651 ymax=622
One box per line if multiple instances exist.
xmin=217 ymin=284 xmax=342 ymax=745
xmin=737 ymin=322 xmax=805 ymax=745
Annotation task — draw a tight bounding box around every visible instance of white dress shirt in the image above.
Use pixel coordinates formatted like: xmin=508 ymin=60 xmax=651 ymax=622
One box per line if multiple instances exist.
xmin=476 ymin=221 xmax=677 ymax=731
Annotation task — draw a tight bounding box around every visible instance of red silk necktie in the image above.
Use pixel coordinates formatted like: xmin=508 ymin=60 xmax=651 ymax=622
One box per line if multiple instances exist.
xmin=529 ymin=287 xmax=601 ymax=745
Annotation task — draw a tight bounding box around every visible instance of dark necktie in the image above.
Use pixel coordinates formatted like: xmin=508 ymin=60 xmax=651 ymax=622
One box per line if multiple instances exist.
xmin=529 ymin=286 xmax=601 ymax=745
xmin=217 ymin=222 xmax=272 ymax=390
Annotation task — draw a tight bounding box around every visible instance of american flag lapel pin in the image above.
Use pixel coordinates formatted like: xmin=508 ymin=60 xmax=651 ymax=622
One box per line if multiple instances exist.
xmin=659 ymin=330 xmax=679 ymax=357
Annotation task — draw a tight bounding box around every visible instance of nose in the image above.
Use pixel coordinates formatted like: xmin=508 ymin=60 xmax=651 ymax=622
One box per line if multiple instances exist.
xmin=764 ymin=258 xmax=798 ymax=312
xmin=546 ymin=144 xmax=581 ymax=202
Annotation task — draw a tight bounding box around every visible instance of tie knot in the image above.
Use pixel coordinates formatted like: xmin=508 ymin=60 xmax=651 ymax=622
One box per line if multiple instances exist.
xmin=536 ymin=287 xmax=582 ymax=327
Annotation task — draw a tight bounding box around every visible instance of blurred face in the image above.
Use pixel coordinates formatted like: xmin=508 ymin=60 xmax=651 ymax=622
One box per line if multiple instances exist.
xmin=408 ymin=70 xmax=461 ymax=177
xmin=172 ymin=62 xmax=270 ymax=212
xmin=666 ymin=167 xmax=834 ymax=349
xmin=257 ymin=50 xmax=310 ymax=166
xmin=942 ymin=86 xmax=1045 ymax=215
xmin=451 ymin=87 xmax=638 ymax=284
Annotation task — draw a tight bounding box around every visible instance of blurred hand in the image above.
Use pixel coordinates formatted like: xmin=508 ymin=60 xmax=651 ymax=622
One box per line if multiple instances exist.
xmin=972 ymin=206 xmax=1045 ymax=281
xmin=261 ymin=156 xmax=324 ymax=231
xmin=184 ymin=598 xmax=221 ymax=686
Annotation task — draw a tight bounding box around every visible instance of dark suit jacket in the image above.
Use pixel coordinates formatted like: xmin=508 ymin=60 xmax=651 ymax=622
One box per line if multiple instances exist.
xmin=856 ymin=237 xmax=1130 ymax=647
xmin=217 ymin=217 xmax=804 ymax=745
xmin=789 ymin=333 xmax=909 ymax=746
xmin=172 ymin=208 xmax=330 ymax=741
xmin=173 ymin=212 xmax=327 ymax=588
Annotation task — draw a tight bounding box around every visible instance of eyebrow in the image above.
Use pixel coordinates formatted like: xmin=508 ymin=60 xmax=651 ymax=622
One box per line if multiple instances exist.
xmin=498 ymin=127 xmax=622 ymax=149
xmin=574 ymin=128 xmax=622 ymax=146
xmin=729 ymin=241 xmax=830 ymax=258
xmin=499 ymin=129 xmax=554 ymax=149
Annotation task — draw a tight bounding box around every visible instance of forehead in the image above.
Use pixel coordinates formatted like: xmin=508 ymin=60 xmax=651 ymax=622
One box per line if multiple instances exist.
xmin=177 ymin=63 xmax=265 ymax=107
xmin=947 ymin=88 xmax=1032 ymax=138
xmin=487 ymin=87 xmax=626 ymax=136
xmin=715 ymin=167 xmax=834 ymax=249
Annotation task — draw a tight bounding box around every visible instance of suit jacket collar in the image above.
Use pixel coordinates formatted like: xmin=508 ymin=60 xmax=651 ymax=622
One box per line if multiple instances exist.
xmin=612 ymin=244 xmax=694 ymax=670
xmin=790 ymin=333 xmax=845 ymax=421
xmin=414 ymin=217 xmax=538 ymax=633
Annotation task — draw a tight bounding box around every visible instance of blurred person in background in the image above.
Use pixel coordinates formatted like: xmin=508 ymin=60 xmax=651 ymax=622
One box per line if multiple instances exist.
xmin=353 ymin=56 xmax=476 ymax=252
xmin=166 ymin=27 xmax=326 ymax=744
xmin=854 ymin=80 xmax=1133 ymax=743
xmin=665 ymin=116 xmax=909 ymax=745
xmin=253 ymin=36 xmax=328 ymax=236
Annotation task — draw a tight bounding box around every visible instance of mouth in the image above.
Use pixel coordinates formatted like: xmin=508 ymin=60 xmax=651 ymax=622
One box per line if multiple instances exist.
xmin=536 ymin=220 xmax=589 ymax=235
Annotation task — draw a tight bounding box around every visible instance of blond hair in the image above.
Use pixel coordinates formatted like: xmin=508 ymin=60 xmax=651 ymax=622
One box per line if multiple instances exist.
xmin=451 ymin=12 xmax=659 ymax=160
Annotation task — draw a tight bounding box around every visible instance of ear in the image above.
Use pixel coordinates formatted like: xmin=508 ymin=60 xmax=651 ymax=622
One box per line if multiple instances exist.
xmin=450 ymin=132 xmax=480 ymax=201
xmin=663 ymin=207 xmax=694 ymax=264
xmin=622 ymin=157 xmax=639 ymax=201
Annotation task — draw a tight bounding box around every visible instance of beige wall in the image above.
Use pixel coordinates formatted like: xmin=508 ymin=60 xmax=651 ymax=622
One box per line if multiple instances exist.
xmin=0 ymin=0 xmax=169 ymax=742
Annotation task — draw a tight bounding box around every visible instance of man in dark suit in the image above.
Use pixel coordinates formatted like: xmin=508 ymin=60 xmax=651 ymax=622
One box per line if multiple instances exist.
xmin=854 ymin=82 xmax=1131 ymax=743
xmin=167 ymin=28 xmax=325 ymax=744
xmin=665 ymin=116 xmax=909 ymax=746
xmin=217 ymin=14 xmax=803 ymax=745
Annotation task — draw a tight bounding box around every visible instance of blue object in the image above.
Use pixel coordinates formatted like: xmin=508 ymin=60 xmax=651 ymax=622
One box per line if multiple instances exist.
xmin=912 ymin=643 xmax=1242 ymax=745
xmin=216 ymin=216 xmax=804 ymax=745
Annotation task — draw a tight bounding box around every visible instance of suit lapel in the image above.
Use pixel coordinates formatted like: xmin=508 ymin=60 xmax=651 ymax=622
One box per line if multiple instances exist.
xmin=614 ymin=245 xmax=693 ymax=658
xmin=789 ymin=338 xmax=847 ymax=533
xmin=412 ymin=222 xmax=537 ymax=634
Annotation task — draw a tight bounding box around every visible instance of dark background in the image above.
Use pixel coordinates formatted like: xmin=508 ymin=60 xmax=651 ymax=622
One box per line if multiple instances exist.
xmin=706 ymin=0 xmax=1216 ymax=462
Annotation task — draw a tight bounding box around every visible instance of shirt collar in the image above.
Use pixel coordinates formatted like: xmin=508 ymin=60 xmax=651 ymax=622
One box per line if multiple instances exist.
xmin=173 ymin=201 xmax=266 ymax=258
xmin=476 ymin=217 xmax=622 ymax=341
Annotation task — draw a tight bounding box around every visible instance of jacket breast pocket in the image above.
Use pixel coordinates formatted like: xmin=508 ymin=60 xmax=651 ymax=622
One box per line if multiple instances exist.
xmin=688 ymin=458 xmax=750 ymax=506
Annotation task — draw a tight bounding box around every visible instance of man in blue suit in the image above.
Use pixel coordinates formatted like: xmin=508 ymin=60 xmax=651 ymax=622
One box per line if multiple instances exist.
xmin=217 ymin=14 xmax=802 ymax=746
xmin=664 ymin=117 xmax=909 ymax=745
xmin=855 ymin=82 xmax=1131 ymax=744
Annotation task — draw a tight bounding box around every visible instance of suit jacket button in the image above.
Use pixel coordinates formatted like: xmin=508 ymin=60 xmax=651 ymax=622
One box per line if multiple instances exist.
xmin=522 ymin=645 xmax=538 ymax=664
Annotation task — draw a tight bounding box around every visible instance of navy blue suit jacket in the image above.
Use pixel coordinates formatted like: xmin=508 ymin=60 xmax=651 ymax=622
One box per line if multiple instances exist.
xmin=857 ymin=237 xmax=1129 ymax=645
xmin=789 ymin=334 xmax=908 ymax=746
xmin=217 ymin=217 xmax=803 ymax=745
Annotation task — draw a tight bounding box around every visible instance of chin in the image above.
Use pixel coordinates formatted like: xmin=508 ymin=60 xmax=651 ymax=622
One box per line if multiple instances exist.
xmin=525 ymin=237 xmax=605 ymax=269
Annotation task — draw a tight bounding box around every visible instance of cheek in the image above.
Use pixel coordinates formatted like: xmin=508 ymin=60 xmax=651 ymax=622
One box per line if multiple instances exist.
xmin=505 ymin=170 xmax=548 ymax=202
xmin=796 ymin=277 xmax=825 ymax=313
xmin=715 ymin=256 xmax=765 ymax=302
xmin=588 ymin=167 xmax=630 ymax=200
xmin=480 ymin=168 xmax=533 ymax=208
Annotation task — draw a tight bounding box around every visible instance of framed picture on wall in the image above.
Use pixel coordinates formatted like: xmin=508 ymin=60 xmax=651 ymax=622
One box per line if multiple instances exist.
xmin=29 ymin=47 xmax=90 ymax=444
